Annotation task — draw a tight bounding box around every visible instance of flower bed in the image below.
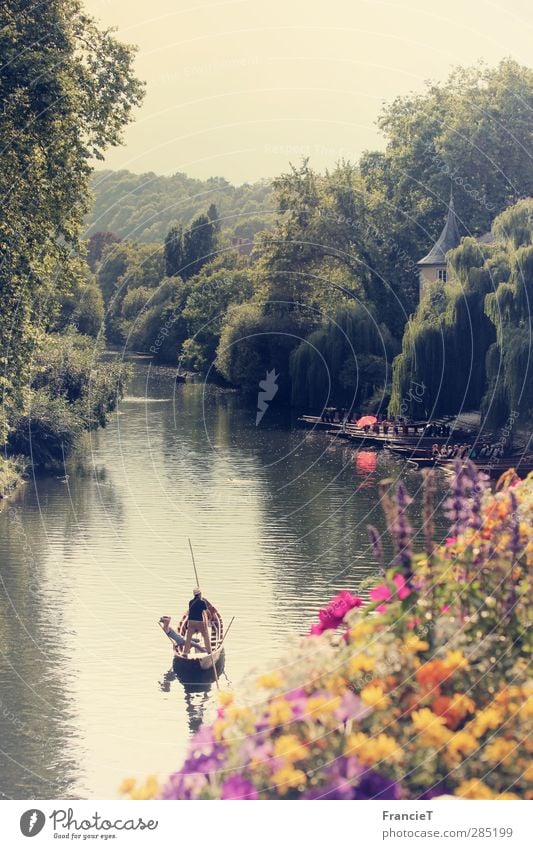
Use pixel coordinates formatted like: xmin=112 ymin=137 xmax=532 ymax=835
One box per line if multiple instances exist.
xmin=123 ymin=464 xmax=532 ymax=800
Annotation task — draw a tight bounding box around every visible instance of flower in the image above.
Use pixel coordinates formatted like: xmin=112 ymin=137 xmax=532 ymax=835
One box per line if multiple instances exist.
xmin=471 ymin=707 xmax=504 ymax=738
xmin=267 ymin=698 xmax=293 ymax=727
xmin=447 ymin=731 xmax=478 ymax=762
xmin=271 ymin=765 xmax=307 ymax=795
xmin=309 ymin=590 xmax=363 ymax=635
xmin=257 ymin=672 xmax=283 ymax=689
xmin=221 ymin=776 xmax=258 ymax=800
xmin=411 ymin=708 xmax=452 ymax=746
xmin=345 ymin=732 xmax=400 ymax=765
xmin=355 ymin=769 xmax=401 ymax=800
xmin=360 ymin=684 xmax=390 ymax=710
xmin=402 ymin=634 xmax=429 ymax=654
xmin=457 ymin=779 xmax=494 ymax=800
xmin=484 ymin=738 xmax=515 ymax=764
xmin=273 ymin=734 xmax=308 ymax=763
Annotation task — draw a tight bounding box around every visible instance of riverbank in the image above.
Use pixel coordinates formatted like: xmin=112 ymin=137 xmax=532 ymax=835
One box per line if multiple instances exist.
xmin=0 ymin=456 xmax=27 ymax=504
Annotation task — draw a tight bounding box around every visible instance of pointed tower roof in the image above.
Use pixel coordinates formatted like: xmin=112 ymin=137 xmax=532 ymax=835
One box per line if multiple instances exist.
xmin=418 ymin=192 xmax=461 ymax=266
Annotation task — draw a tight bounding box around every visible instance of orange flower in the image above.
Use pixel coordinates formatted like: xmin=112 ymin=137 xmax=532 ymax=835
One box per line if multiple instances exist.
xmin=416 ymin=660 xmax=450 ymax=690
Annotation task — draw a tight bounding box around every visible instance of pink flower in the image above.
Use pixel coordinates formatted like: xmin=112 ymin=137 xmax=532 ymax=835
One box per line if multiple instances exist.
xmin=369 ymin=583 xmax=392 ymax=602
xmin=309 ymin=590 xmax=363 ymax=635
xmin=407 ymin=617 xmax=421 ymax=629
xmin=393 ymin=574 xmax=411 ymax=600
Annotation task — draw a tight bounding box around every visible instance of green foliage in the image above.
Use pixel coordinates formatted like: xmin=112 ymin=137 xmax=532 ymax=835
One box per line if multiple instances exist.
xmin=216 ymin=303 xmax=313 ymax=397
xmin=57 ymin=271 xmax=105 ymax=337
xmin=0 ymin=455 xmax=27 ymax=500
xmin=86 ymin=231 xmax=122 ymax=272
xmin=86 ymin=171 xmax=273 ymax=243
xmin=390 ymin=199 xmax=533 ymax=426
xmin=8 ymin=331 xmax=131 ymax=466
xmin=290 ymin=302 xmax=396 ymax=410
xmin=164 ymin=225 xmax=184 ymax=277
xmin=0 ymin=0 xmax=143 ymax=443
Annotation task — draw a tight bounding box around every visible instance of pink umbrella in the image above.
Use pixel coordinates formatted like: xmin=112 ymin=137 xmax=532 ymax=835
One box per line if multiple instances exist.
xmin=356 ymin=415 xmax=378 ymax=427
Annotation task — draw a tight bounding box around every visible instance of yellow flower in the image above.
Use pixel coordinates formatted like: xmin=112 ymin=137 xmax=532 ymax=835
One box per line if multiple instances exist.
xmin=523 ymin=763 xmax=533 ymax=782
xmin=496 ymin=792 xmax=519 ymax=800
xmin=130 ymin=775 xmax=158 ymax=800
xmin=218 ymin=690 xmax=234 ymax=707
xmin=306 ymin=694 xmax=341 ymax=717
xmin=484 ymin=738 xmax=515 ymax=764
xmin=344 ymin=731 xmax=368 ymax=756
xmin=325 ymin=674 xmax=349 ymax=696
xmin=272 ymin=765 xmax=307 ymax=795
xmin=273 ymin=734 xmax=308 ymax=763
xmin=349 ymin=621 xmax=375 ymax=642
xmin=213 ymin=718 xmax=228 ymax=741
xmin=226 ymin=705 xmax=252 ymax=723
xmin=519 ymin=695 xmax=533 ymax=719
xmin=360 ymin=683 xmax=390 ymax=710
xmin=457 ymin=779 xmax=494 ymax=800
xmin=118 ymin=777 xmax=136 ymax=795
xmin=449 ymin=693 xmax=476 ymax=717
xmin=257 ymin=672 xmax=283 ymax=689
xmin=348 ymin=654 xmax=376 ymax=676
xmin=411 ymin=708 xmax=452 ymax=747
xmin=471 ymin=707 xmax=503 ymax=738
xmin=443 ymin=650 xmax=468 ymax=673
xmin=268 ymin=698 xmax=293 ymax=727
xmin=344 ymin=731 xmax=400 ymax=765
xmin=402 ymin=635 xmax=429 ymax=654
xmin=448 ymin=731 xmax=478 ymax=762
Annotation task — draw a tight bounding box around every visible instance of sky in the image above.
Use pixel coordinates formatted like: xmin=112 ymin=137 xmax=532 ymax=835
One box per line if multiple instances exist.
xmin=85 ymin=0 xmax=533 ymax=184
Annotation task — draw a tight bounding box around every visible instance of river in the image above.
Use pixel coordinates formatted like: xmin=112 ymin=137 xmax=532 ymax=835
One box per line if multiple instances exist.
xmin=0 ymin=360 xmax=451 ymax=799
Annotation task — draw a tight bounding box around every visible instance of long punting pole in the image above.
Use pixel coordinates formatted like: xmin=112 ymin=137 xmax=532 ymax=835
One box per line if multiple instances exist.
xmin=188 ymin=537 xmax=201 ymax=589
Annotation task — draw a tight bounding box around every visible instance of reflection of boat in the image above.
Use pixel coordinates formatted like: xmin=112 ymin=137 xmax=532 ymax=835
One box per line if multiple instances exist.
xmin=168 ymin=608 xmax=226 ymax=683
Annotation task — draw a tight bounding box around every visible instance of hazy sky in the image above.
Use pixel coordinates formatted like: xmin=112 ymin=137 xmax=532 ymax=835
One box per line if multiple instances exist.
xmin=85 ymin=0 xmax=532 ymax=183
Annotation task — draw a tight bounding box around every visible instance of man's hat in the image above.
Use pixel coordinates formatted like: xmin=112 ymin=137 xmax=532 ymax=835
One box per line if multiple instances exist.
xmin=193 ymin=587 xmax=201 ymax=596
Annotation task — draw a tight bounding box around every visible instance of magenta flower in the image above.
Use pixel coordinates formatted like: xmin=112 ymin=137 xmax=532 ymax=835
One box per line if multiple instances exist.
xmin=221 ymin=775 xmax=258 ymax=800
xmin=309 ymin=590 xmax=363 ymax=635
xmin=369 ymin=583 xmax=391 ymax=602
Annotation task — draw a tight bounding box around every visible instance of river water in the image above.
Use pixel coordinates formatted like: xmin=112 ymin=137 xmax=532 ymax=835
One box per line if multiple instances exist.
xmin=0 ymin=360 xmax=451 ymax=799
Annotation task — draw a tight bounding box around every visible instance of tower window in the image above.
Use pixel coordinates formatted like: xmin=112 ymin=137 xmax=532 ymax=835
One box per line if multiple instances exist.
xmin=437 ymin=268 xmax=447 ymax=282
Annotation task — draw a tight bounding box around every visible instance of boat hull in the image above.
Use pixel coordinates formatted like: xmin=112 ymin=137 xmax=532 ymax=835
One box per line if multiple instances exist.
xmin=173 ymin=647 xmax=226 ymax=683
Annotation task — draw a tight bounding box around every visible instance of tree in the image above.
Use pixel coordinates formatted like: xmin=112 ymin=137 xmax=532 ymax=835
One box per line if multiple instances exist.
xmin=86 ymin=231 xmax=122 ymax=272
xmin=164 ymin=225 xmax=184 ymax=277
xmin=0 ymin=0 xmax=143 ymax=441
xmin=182 ymin=213 xmax=218 ymax=279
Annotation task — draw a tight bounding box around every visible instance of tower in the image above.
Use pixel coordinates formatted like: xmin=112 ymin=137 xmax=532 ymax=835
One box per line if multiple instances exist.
xmin=417 ymin=192 xmax=461 ymax=299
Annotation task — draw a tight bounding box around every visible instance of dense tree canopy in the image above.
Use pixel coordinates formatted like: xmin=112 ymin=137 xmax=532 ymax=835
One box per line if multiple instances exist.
xmin=0 ymin=0 xmax=143 ymax=442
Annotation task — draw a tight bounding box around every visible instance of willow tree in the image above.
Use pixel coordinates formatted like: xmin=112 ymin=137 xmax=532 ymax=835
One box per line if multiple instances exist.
xmin=390 ymin=199 xmax=533 ymax=426
xmin=290 ymin=302 xmax=396 ymax=411
xmin=0 ymin=0 xmax=144 ymax=441
xmin=483 ymin=200 xmax=533 ymax=425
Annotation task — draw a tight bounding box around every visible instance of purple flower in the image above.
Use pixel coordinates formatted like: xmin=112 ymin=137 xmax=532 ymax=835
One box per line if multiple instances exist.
xmin=354 ymin=769 xmax=401 ymax=800
xmin=390 ymin=482 xmax=414 ymax=581
xmin=334 ymin=690 xmax=371 ymax=724
xmin=221 ymin=775 xmax=258 ymax=800
xmin=367 ymin=525 xmax=386 ymax=575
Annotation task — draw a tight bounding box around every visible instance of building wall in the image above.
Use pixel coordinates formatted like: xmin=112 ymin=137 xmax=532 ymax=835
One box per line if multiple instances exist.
xmin=419 ymin=264 xmax=447 ymax=299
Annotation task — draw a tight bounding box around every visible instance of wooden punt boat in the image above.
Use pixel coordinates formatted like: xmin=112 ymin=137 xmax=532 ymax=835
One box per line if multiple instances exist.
xmin=163 ymin=608 xmax=226 ymax=683
xmin=436 ymin=455 xmax=533 ymax=478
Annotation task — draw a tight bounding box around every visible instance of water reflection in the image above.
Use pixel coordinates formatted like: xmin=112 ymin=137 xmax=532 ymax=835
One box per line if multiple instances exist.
xmin=0 ymin=362 xmax=451 ymax=799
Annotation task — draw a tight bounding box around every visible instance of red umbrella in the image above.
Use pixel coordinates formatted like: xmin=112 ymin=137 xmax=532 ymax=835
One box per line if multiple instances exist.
xmin=356 ymin=415 xmax=378 ymax=427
